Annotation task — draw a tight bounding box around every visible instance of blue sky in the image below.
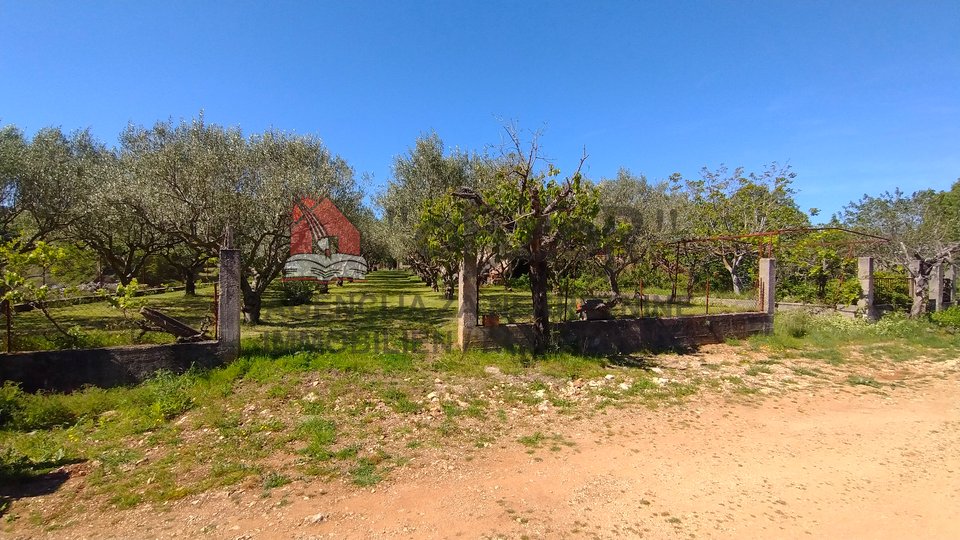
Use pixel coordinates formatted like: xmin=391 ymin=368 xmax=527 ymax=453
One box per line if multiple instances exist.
xmin=2 ymin=1 xmax=958 ymax=220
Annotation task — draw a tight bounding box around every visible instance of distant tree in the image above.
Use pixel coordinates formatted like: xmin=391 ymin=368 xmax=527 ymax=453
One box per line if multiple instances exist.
xmin=415 ymin=188 xmax=502 ymax=300
xmin=938 ymin=179 xmax=960 ymax=241
xmin=0 ymin=126 xmax=27 ymax=239
xmin=68 ymin=149 xmax=173 ymax=285
xmin=776 ymin=226 xmax=854 ymax=304
xmin=378 ymin=132 xmax=475 ymax=288
xmin=160 ymin=243 xmax=211 ymax=295
xmin=593 ymin=169 xmax=689 ymax=304
xmin=843 ymin=187 xmax=960 ymax=317
xmin=121 ymin=117 xmax=360 ymax=323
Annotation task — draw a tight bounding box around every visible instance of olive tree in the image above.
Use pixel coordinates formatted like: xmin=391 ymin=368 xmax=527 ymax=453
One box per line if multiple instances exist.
xmin=593 ymin=169 xmax=690 ymax=303
xmin=0 ymin=126 xmax=98 ymax=248
xmin=377 ymin=133 xmax=475 ymax=287
xmin=843 ymin=187 xmax=960 ymax=317
xmin=122 ymin=117 xmax=360 ymax=323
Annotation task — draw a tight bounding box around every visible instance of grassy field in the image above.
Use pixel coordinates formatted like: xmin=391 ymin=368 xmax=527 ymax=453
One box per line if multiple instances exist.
xmin=8 ymin=270 xmax=752 ymax=352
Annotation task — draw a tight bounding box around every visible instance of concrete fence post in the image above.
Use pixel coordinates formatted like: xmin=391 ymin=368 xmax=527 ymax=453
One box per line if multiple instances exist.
xmin=217 ymin=248 xmax=241 ymax=361
xmin=929 ymin=263 xmax=945 ymax=312
xmin=758 ymin=258 xmax=776 ymax=315
xmin=857 ymin=256 xmax=878 ymax=321
xmin=946 ymin=264 xmax=957 ymax=308
xmin=457 ymin=250 xmax=478 ymax=351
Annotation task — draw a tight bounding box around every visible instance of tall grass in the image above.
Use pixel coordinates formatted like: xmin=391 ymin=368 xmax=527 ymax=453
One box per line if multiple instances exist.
xmin=752 ymin=310 xmax=960 ymax=359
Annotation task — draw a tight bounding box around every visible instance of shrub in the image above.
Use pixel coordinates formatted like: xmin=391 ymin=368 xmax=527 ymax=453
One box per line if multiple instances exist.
xmin=0 ymin=381 xmax=24 ymax=428
xmin=874 ymin=271 xmax=911 ymax=309
xmin=279 ymin=281 xmax=319 ymax=306
xmin=507 ymin=273 xmax=530 ymax=291
xmin=776 ymin=311 xmax=813 ymax=338
xmin=0 ymin=383 xmax=76 ymax=431
xmin=931 ymin=306 xmax=960 ymax=329
xmin=0 ymin=446 xmax=33 ymax=482
xmin=13 ymin=396 xmax=76 ymax=430
xmin=143 ymin=370 xmax=195 ymax=421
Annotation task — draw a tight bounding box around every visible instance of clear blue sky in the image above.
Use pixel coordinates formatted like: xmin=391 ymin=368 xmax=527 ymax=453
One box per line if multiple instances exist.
xmin=2 ymin=1 xmax=958 ymax=219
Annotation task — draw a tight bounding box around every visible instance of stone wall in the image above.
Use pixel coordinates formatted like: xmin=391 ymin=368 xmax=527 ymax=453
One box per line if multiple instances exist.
xmin=1 ymin=247 xmax=242 ymax=393
xmin=465 ymin=312 xmax=773 ymax=355
xmin=0 ymin=341 xmax=223 ymax=392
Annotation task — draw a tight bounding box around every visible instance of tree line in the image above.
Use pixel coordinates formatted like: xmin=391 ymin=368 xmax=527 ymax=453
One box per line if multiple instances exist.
xmin=0 ymin=116 xmax=369 ymax=324
xmin=380 ymin=129 xmax=960 ymax=350
xmin=1 ymin=118 xmax=958 ymax=350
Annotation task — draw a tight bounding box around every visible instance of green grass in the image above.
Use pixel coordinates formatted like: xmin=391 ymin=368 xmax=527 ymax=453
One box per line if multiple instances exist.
xmin=749 ymin=311 xmax=960 ymax=367
xmin=261 ymin=471 xmax=291 ymax=490
xmin=479 ymin=284 xmax=752 ymax=325
xmin=11 ymin=269 xmax=756 ymax=354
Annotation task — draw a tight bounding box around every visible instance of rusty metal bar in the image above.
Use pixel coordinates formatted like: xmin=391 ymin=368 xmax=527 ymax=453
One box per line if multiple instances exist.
xmin=4 ymin=299 xmax=11 ymax=353
xmin=705 ymin=280 xmax=710 ymax=315
xmin=639 ymin=279 xmax=644 ymax=315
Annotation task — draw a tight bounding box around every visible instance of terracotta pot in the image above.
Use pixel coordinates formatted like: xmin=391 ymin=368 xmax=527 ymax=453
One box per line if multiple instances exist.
xmin=482 ymin=314 xmax=500 ymax=327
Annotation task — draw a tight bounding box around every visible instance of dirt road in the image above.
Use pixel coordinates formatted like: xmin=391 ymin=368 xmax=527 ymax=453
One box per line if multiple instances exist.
xmin=23 ymin=372 xmax=958 ymax=539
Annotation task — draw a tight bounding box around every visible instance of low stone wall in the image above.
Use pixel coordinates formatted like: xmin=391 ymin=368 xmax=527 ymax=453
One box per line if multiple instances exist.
xmin=0 ymin=341 xmax=224 ymax=392
xmin=465 ymin=312 xmax=773 ymax=355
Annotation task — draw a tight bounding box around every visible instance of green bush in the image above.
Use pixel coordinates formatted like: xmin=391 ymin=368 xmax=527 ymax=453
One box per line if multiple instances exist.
xmin=0 ymin=383 xmax=77 ymax=431
xmin=824 ymin=277 xmax=862 ymax=306
xmin=507 ymin=273 xmax=530 ymax=291
xmin=0 ymin=446 xmax=33 ymax=482
xmin=931 ymin=306 xmax=960 ymax=329
xmin=279 ymin=281 xmax=319 ymax=306
xmin=0 ymin=381 xmax=24 ymax=427
xmin=875 ymin=271 xmax=911 ymax=309
xmin=14 ymin=396 xmax=76 ymax=430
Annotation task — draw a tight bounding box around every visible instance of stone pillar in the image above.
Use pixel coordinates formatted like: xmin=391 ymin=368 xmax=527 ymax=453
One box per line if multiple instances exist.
xmin=218 ymin=248 xmax=241 ymax=361
xmin=757 ymin=258 xmax=776 ymax=315
xmin=929 ymin=262 xmax=945 ymax=311
xmin=457 ymin=250 xmax=478 ymax=351
xmin=946 ymin=264 xmax=956 ymax=307
xmin=857 ymin=256 xmax=878 ymax=321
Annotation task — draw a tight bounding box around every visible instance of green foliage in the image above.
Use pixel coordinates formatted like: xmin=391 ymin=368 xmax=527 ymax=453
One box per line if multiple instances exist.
xmin=776 ymin=311 xmax=813 ymax=338
xmin=13 ymin=396 xmax=76 ymax=430
xmin=142 ymin=370 xmax=195 ymax=422
xmin=507 ymin=273 xmax=530 ymax=291
xmin=278 ymin=280 xmax=318 ymax=306
xmin=1 ymin=241 xmax=66 ymax=304
xmin=757 ymin=311 xmax=955 ymax=356
xmin=350 ymin=458 xmax=383 ymax=486
xmin=261 ymin=471 xmax=291 ymax=490
xmin=842 ymin=188 xmax=960 ymax=316
xmin=0 ymin=446 xmax=34 ymax=482
xmin=298 ymin=417 xmax=338 ymax=460
xmin=0 ymin=383 xmax=76 ymax=431
xmin=874 ymin=271 xmax=911 ymax=308
xmin=685 ymin=164 xmax=808 ymax=294
xmin=931 ymin=306 xmax=960 ymax=329
xmin=825 ymin=277 xmax=863 ymax=306
xmin=102 ymin=279 xmax=143 ymax=312
xmin=0 ymin=382 xmax=24 ymax=427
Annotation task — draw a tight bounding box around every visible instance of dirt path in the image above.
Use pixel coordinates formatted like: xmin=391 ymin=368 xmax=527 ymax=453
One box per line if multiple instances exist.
xmin=21 ymin=373 xmax=958 ymax=539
